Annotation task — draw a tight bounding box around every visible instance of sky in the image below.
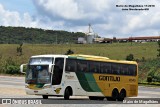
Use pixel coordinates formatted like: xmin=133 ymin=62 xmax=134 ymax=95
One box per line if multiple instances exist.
xmin=0 ymin=0 xmax=160 ymax=38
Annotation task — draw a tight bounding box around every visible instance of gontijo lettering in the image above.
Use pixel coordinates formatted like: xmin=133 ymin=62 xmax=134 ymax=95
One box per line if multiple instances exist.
xmin=99 ymin=75 xmax=120 ymax=81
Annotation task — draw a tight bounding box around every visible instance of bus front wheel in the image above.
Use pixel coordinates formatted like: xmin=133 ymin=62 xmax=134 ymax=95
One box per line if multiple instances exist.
xmin=64 ymin=88 xmax=70 ymax=100
xmin=42 ymin=95 xmax=48 ymax=99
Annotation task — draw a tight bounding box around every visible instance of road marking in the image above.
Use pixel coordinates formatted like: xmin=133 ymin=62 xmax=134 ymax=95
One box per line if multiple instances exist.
xmin=0 ymin=80 xmax=24 ymax=84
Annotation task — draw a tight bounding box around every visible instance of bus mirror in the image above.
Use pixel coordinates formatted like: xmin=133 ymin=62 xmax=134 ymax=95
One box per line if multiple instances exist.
xmin=49 ymin=64 xmax=54 ymax=73
xmin=20 ymin=64 xmax=27 ymax=74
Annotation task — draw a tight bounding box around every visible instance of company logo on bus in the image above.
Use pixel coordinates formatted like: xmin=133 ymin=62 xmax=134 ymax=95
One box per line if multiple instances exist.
xmin=99 ymin=75 xmax=120 ymax=82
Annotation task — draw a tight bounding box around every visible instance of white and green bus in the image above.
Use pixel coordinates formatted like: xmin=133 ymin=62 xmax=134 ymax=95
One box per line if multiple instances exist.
xmin=20 ymin=54 xmax=138 ymax=101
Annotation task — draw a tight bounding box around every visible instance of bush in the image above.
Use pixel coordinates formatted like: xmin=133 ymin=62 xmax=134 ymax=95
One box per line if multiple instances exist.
xmin=147 ymin=76 xmax=152 ymax=82
xmin=152 ymin=76 xmax=160 ymax=82
xmin=141 ymin=57 xmax=146 ymax=62
xmin=5 ymin=57 xmax=16 ymax=66
xmin=148 ymin=67 xmax=156 ymax=77
xmin=126 ymin=54 xmax=134 ymax=61
xmin=2 ymin=57 xmax=21 ymax=74
xmin=65 ymin=49 xmax=74 ymax=55
xmin=6 ymin=65 xmax=20 ymax=74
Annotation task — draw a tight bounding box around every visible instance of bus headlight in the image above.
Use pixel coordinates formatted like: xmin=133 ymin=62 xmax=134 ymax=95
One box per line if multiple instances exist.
xmin=25 ymin=85 xmax=29 ymax=88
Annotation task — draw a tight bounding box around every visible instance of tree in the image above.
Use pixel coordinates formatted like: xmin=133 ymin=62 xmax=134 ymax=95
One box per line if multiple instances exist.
xmin=126 ymin=54 xmax=134 ymax=61
xmin=17 ymin=43 xmax=23 ymax=56
xmin=0 ymin=26 xmax=86 ymax=44
xmin=65 ymin=49 xmax=74 ymax=55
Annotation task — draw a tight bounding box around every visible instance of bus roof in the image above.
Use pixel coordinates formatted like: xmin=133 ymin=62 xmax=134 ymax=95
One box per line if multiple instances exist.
xmin=68 ymin=54 xmax=137 ymax=65
xmin=30 ymin=54 xmax=137 ymax=65
xmin=69 ymin=54 xmax=109 ymax=60
xmin=31 ymin=54 xmax=67 ymax=58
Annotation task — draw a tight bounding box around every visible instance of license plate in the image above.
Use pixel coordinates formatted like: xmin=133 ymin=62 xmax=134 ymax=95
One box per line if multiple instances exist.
xmin=34 ymin=91 xmax=38 ymax=93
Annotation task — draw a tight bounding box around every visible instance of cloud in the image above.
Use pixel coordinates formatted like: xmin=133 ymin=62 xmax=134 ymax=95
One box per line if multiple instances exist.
xmin=32 ymin=0 xmax=160 ymax=37
xmin=0 ymin=3 xmax=66 ymax=30
xmin=0 ymin=3 xmax=38 ymax=27
xmin=1 ymin=0 xmax=160 ymax=37
xmin=32 ymin=0 xmax=113 ymax=23
xmin=0 ymin=4 xmax=20 ymax=26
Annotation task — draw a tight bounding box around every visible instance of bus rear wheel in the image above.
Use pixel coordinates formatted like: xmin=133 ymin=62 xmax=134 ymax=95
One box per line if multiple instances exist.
xmin=42 ymin=95 xmax=48 ymax=99
xmin=118 ymin=89 xmax=126 ymax=101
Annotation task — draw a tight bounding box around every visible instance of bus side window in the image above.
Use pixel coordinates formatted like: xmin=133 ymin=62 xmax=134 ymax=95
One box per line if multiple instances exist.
xmin=128 ymin=65 xmax=137 ymax=76
xmin=65 ymin=59 xmax=76 ymax=72
xmin=117 ymin=64 xmax=121 ymax=75
xmin=100 ymin=63 xmax=105 ymax=73
xmin=89 ymin=61 xmax=100 ymax=73
xmin=77 ymin=60 xmax=88 ymax=72
xmin=100 ymin=63 xmax=111 ymax=74
xmin=121 ymin=64 xmax=128 ymax=75
xmin=111 ymin=63 xmax=118 ymax=74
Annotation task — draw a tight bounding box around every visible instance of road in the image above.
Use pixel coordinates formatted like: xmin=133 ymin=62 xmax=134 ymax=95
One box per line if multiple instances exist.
xmin=0 ymin=75 xmax=160 ymax=107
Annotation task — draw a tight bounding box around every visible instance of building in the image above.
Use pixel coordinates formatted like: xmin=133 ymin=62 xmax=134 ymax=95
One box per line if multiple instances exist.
xmin=93 ymin=36 xmax=160 ymax=43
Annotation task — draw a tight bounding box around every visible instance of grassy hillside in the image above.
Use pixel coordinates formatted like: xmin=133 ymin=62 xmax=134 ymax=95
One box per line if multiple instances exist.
xmin=139 ymin=58 xmax=160 ymax=82
xmin=0 ymin=42 xmax=158 ymax=60
xmin=0 ymin=26 xmax=85 ymax=44
xmin=0 ymin=42 xmax=159 ymax=82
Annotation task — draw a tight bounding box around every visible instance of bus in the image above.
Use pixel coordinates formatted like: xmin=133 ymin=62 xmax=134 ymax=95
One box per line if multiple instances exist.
xmin=20 ymin=54 xmax=138 ymax=101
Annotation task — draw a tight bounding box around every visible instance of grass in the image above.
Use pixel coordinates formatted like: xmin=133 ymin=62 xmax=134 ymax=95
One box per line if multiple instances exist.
xmin=0 ymin=42 xmax=159 ymax=83
xmin=0 ymin=42 xmax=158 ymax=63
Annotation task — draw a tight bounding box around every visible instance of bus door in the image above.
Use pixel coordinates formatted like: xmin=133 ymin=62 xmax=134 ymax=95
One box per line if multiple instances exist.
xmin=52 ymin=58 xmax=64 ymax=85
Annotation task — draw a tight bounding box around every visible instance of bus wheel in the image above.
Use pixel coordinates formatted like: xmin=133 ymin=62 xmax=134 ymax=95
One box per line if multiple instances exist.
xmin=111 ymin=89 xmax=119 ymax=101
xmin=42 ymin=95 xmax=48 ymax=99
xmin=118 ymin=89 xmax=126 ymax=101
xmin=64 ymin=88 xmax=70 ymax=100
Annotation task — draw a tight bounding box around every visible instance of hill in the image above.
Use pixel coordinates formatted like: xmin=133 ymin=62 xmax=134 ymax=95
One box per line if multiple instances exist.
xmin=0 ymin=26 xmax=85 ymax=44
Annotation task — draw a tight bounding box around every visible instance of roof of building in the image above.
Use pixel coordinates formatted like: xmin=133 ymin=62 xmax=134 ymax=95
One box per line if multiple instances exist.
xmin=116 ymin=36 xmax=160 ymax=40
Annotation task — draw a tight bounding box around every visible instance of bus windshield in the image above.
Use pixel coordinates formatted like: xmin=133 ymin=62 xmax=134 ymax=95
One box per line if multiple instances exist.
xmin=26 ymin=65 xmax=51 ymax=84
xmin=26 ymin=57 xmax=52 ymax=84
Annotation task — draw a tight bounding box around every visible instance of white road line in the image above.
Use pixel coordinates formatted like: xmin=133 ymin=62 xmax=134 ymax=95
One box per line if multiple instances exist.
xmin=0 ymin=80 xmax=24 ymax=84
xmin=0 ymin=84 xmax=24 ymax=89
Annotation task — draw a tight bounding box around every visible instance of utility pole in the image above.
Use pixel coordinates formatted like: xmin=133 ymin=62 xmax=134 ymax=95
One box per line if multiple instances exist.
xmin=131 ymin=35 xmax=132 ymax=46
xmin=157 ymin=32 xmax=160 ymax=44
xmin=55 ymin=33 xmax=57 ymax=44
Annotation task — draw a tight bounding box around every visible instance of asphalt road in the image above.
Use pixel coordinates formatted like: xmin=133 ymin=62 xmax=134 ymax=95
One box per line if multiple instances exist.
xmin=0 ymin=75 xmax=160 ymax=106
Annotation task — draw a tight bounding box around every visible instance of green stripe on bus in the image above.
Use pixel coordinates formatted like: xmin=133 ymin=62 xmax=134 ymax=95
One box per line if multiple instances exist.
xmin=75 ymin=72 xmax=101 ymax=92
xmin=75 ymin=72 xmax=94 ymax=92
xmin=68 ymin=56 xmax=77 ymax=59
xmin=84 ymin=73 xmax=101 ymax=92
